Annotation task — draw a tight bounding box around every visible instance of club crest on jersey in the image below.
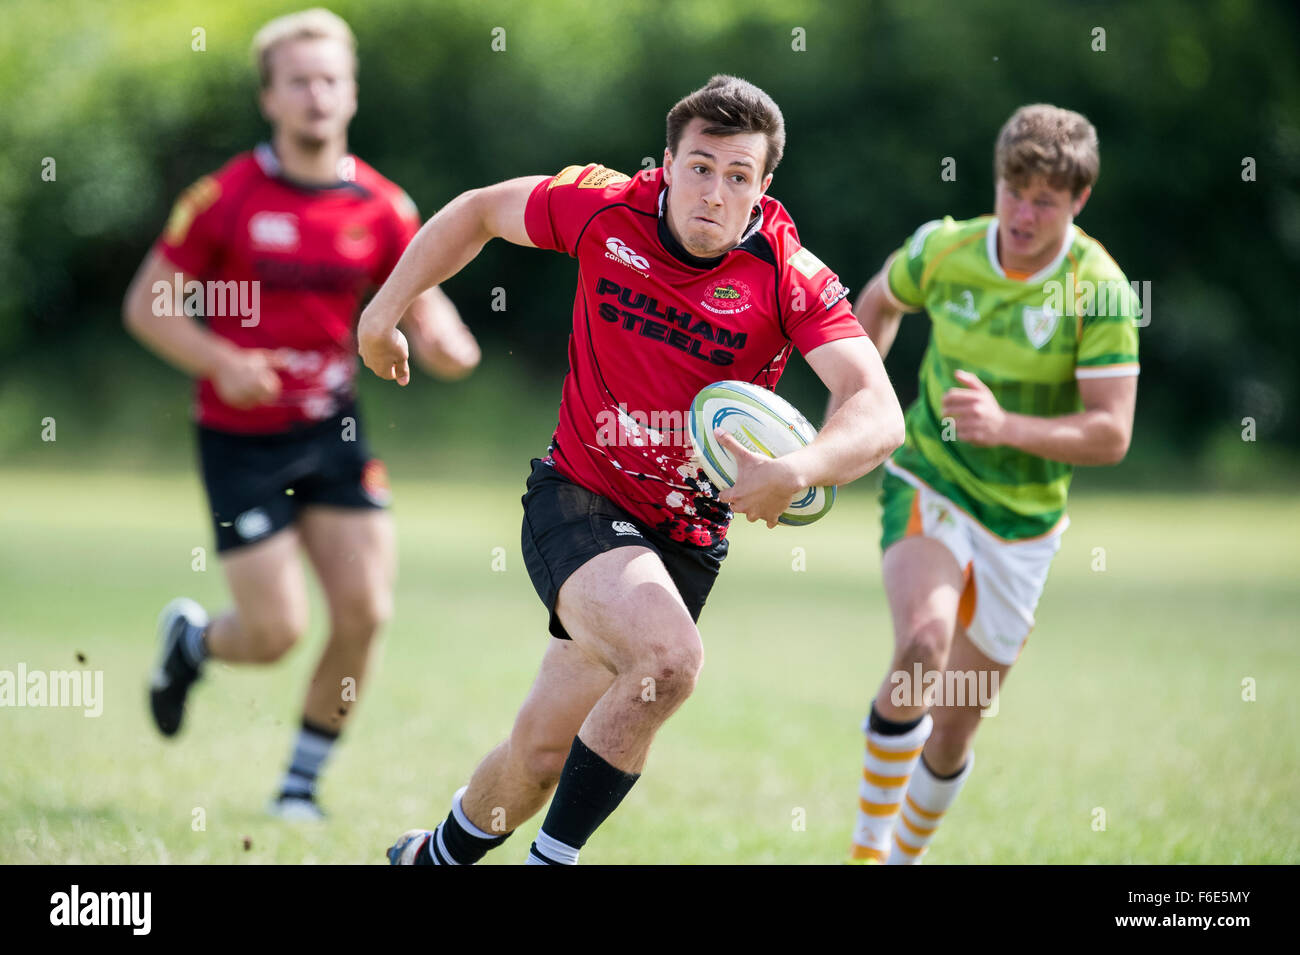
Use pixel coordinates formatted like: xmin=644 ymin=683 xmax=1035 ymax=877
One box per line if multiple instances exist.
xmin=1022 ymin=304 xmax=1060 ymax=349
xmin=249 ymin=211 xmax=300 ymax=252
xmin=943 ymin=290 xmax=980 ymax=323
xmin=335 ymin=224 xmax=376 ymax=259
xmin=701 ymin=278 xmax=752 ymax=315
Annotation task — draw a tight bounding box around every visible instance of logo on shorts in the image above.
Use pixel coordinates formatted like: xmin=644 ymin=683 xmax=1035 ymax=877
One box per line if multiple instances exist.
xmin=234 ymin=507 xmax=273 ymax=541
xmin=927 ymin=501 xmax=957 ymax=529
xmin=361 ymin=459 xmax=391 ymax=507
xmin=611 ymin=520 xmax=642 ymax=537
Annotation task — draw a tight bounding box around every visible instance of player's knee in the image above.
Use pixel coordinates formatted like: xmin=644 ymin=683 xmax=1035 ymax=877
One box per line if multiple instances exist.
xmin=329 ymin=588 xmax=391 ymax=641
xmin=897 ymin=618 xmax=952 ymax=671
xmin=244 ymin=613 xmax=306 ymax=662
xmin=638 ymin=636 xmax=704 ymax=704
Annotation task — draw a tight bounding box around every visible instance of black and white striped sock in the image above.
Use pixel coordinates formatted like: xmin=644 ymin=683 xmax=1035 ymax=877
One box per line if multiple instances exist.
xmin=421 ymin=786 xmax=512 ymax=864
xmin=278 ymin=720 xmax=338 ymax=800
xmin=526 ymin=830 xmax=580 ymax=865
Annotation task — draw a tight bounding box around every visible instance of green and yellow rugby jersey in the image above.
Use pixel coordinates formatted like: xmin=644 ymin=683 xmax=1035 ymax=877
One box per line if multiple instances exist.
xmin=883 ymin=215 xmax=1140 ymax=539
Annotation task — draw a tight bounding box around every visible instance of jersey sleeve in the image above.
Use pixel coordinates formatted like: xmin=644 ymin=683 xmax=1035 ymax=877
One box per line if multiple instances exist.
xmin=154 ymin=175 xmax=225 ymax=278
xmin=781 ymin=241 xmax=867 ymax=356
xmin=1075 ymin=255 xmax=1141 ymax=379
xmin=524 ymin=163 xmax=632 ymax=255
xmin=884 ymin=218 xmax=949 ymax=310
xmin=374 ymin=187 xmax=422 ymax=286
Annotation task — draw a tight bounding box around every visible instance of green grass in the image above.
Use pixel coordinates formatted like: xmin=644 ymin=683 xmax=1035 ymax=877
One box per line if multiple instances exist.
xmin=1 ymin=467 xmax=1297 ymax=864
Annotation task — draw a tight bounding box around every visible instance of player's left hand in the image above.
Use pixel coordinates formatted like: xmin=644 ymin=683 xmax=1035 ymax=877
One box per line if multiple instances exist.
xmin=941 ymin=369 xmax=1008 ymax=446
xmin=714 ymin=429 xmax=801 ymax=529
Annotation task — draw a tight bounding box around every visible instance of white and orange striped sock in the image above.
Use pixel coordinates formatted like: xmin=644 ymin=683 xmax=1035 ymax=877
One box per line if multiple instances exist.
xmin=848 ymin=710 xmax=932 ymax=863
xmin=889 ymin=751 xmax=974 ymax=865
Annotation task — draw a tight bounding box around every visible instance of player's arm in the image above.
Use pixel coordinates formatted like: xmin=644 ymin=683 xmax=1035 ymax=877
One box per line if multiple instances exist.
xmin=941 ymin=370 xmax=1136 ymax=466
xmin=398 ymin=285 xmax=481 ymax=381
xmin=826 ymin=257 xmax=913 ymax=419
xmin=718 ymin=336 xmax=905 ymax=527
xmin=358 ymin=176 xmax=546 ymax=385
xmin=857 ymin=259 xmax=913 ymax=358
xmin=122 ymin=249 xmax=281 ymax=409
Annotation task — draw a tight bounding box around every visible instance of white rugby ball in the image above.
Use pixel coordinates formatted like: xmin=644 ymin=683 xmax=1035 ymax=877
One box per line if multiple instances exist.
xmin=687 ymin=380 xmax=835 ymax=526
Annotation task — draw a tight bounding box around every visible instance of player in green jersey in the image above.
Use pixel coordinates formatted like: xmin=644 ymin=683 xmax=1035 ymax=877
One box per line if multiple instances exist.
xmin=837 ymin=104 xmax=1140 ymax=863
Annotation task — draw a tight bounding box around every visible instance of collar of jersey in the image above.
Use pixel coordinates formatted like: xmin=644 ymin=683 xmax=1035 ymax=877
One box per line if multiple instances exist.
xmin=985 ymin=216 xmax=1074 ymax=284
xmin=254 ymin=142 xmax=358 ymax=192
xmin=656 ymin=187 xmax=765 ymax=270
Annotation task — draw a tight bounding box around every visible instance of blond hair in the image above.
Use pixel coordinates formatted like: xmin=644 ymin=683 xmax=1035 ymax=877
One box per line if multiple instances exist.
xmin=252 ymin=8 xmax=357 ymax=89
xmin=994 ymin=104 xmax=1099 ymax=197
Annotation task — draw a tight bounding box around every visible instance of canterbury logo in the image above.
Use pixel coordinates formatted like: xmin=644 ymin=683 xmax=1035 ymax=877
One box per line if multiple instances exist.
xmin=605 ymin=237 xmax=650 ymax=272
xmin=611 ymin=520 xmax=643 ymax=537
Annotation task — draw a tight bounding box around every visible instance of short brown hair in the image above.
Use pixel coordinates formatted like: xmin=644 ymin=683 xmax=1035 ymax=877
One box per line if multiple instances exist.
xmin=252 ymin=8 xmax=357 ymax=89
xmin=666 ymin=75 xmax=786 ymax=178
xmin=994 ymin=104 xmax=1099 ymax=197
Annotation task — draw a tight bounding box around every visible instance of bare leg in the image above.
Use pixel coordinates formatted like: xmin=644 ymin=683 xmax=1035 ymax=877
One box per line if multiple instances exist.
xmin=205 ymin=528 xmax=309 ymax=664
xmin=460 ymin=546 xmax=703 ymax=833
xmin=295 ymin=507 xmax=395 ymax=731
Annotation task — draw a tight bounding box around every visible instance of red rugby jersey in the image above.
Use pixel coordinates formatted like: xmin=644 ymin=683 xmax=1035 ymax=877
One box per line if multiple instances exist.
xmin=154 ymin=144 xmax=420 ymax=433
xmin=524 ymin=163 xmax=865 ymax=547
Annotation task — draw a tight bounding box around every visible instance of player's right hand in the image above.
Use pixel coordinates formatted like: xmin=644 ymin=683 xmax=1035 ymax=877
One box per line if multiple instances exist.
xmin=212 ymin=348 xmax=282 ymax=409
xmin=358 ymin=307 xmax=411 ymax=386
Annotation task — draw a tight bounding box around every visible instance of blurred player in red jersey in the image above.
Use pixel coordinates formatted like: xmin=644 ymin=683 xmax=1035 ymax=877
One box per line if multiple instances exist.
xmin=365 ymin=76 xmax=905 ymax=864
xmin=123 ymin=9 xmax=480 ymax=820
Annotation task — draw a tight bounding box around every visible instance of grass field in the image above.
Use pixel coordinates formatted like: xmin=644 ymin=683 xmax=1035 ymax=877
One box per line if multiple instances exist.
xmin=1 ymin=466 xmax=1297 ymax=864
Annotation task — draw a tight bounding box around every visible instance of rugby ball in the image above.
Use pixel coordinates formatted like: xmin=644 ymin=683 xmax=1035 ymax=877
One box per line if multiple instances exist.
xmin=687 ymin=380 xmax=835 ymax=526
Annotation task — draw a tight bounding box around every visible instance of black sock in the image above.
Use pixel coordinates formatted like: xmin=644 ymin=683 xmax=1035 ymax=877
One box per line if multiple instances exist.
xmin=528 ymin=736 xmax=640 ymax=865
xmin=428 ymin=792 xmax=512 ymax=864
xmin=868 ymin=702 xmax=926 ymax=736
xmin=415 ymin=786 xmax=512 ymax=865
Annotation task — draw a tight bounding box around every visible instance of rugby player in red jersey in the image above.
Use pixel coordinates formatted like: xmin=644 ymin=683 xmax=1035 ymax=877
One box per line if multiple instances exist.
xmin=363 ymin=75 xmax=905 ymax=864
xmin=122 ymin=9 xmax=480 ymax=820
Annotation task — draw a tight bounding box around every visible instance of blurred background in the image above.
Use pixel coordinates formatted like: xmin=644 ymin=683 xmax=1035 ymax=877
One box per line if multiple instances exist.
xmin=2 ymin=0 xmax=1299 ymax=866
xmin=1 ymin=0 xmax=1297 ymax=487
